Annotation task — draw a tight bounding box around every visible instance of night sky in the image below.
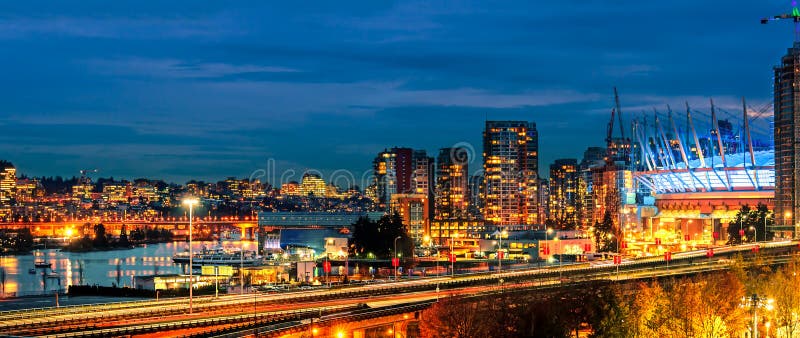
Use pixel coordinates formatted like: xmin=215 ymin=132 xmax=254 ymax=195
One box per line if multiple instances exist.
xmin=0 ymin=1 xmax=793 ymax=185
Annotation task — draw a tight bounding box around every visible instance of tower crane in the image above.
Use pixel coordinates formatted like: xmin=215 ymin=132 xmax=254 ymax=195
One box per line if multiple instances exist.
xmin=761 ymin=1 xmax=800 ymax=42
xmin=79 ymin=169 xmax=98 ymax=184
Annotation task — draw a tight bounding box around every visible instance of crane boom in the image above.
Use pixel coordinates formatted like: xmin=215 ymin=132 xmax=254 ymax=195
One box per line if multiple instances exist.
xmin=614 ymin=87 xmax=625 ymax=140
xmin=761 ymin=3 xmax=800 ymax=42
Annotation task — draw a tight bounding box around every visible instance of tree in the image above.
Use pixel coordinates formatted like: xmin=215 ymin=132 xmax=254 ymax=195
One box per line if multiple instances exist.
xmin=118 ymin=224 xmax=130 ymax=247
xmin=594 ymin=211 xmax=617 ymax=252
xmin=349 ymin=214 xmax=412 ymax=259
xmin=764 ymin=258 xmax=800 ymax=338
xmin=751 ymin=203 xmax=774 ymax=242
xmin=729 ymin=204 xmax=774 ymax=244
xmin=93 ymin=224 xmax=109 ymax=248
xmin=728 ymin=205 xmax=752 ymax=244
xmin=14 ymin=228 xmax=34 ymax=252
xmin=419 ymin=297 xmax=494 ymax=338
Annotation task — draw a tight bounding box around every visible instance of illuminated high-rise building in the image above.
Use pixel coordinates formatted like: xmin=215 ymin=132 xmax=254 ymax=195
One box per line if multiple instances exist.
xmin=374 ymin=147 xmax=433 ymax=211
xmin=390 ymin=193 xmax=429 ymax=244
xmin=0 ymin=162 xmax=16 ymax=205
xmin=412 ymin=150 xmax=435 ymax=219
xmin=775 ymin=42 xmax=800 ymax=230
xmin=412 ymin=150 xmax=434 ymax=195
xmin=548 ymin=159 xmax=579 ymax=227
xmin=435 ymin=147 xmax=469 ymax=220
xmin=482 ymin=121 xmax=539 ymax=227
xmin=373 ymin=150 xmax=397 ymax=209
xmin=578 ymin=147 xmax=607 ymax=228
xmin=538 ymin=179 xmax=549 ymax=223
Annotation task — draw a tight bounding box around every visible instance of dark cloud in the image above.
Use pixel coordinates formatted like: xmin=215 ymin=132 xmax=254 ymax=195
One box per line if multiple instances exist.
xmin=0 ymin=0 xmax=791 ymax=182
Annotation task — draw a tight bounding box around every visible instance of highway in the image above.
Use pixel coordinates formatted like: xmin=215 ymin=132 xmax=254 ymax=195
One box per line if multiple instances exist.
xmin=0 ymin=241 xmax=794 ymax=337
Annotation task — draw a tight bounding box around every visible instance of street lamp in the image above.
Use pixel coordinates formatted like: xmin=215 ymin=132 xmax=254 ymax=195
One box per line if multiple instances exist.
xmin=553 ymin=236 xmax=562 ymax=281
xmin=546 ymin=228 xmax=553 ymax=265
xmin=750 ymin=226 xmax=757 ymax=244
xmin=393 ymin=236 xmax=401 ymax=282
xmin=182 ymin=197 xmax=199 ymax=314
xmin=450 ymin=233 xmax=458 ymax=277
xmin=497 ymin=230 xmax=508 ymax=272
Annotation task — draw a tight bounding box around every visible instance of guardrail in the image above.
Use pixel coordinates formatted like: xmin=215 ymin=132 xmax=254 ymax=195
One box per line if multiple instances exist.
xmin=2 ymin=241 xmax=795 ymax=337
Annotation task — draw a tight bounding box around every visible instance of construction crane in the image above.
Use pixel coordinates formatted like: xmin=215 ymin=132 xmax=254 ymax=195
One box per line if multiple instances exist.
xmin=605 ymin=87 xmax=630 ymax=166
xmin=79 ymin=169 xmax=98 ymax=184
xmin=761 ymin=1 xmax=800 ymax=42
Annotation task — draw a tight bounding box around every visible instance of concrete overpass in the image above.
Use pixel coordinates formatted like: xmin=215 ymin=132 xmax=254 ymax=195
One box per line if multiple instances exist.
xmin=0 ymin=241 xmax=795 ymax=337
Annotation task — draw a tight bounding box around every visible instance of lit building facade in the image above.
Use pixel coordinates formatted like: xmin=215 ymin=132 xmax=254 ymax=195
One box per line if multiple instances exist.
xmin=14 ymin=178 xmax=43 ymax=203
xmin=103 ymin=183 xmax=132 ymax=203
xmin=482 ymin=121 xmax=539 ymax=227
xmin=538 ymin=179 xmax=549 ymax=222
xmin=578 ymin=147 xmax=606 ymax=228
xmin=549 ymin=159 xmax=579 ymax=227
xmin=373 ymin=150 xmax=397 ymax=209
xmin=435 ymin=147 xmax=470 ymax=220
xmin=0 ymin=163 xmax=16 ymax=205
xmin=280 ymin=181 xmax=300 ymax=196
xmin=775 ymin=42 xmax=800 ymax=231
xmin=390 ymin=193 xmax=429 ymax=244
xmin=429 ymin=219 xmax=485 ymax=246
xmin=374 ymin=147 xmax=433 ymax=211
xmin=299 ymin=173 xmax=327 ymax=197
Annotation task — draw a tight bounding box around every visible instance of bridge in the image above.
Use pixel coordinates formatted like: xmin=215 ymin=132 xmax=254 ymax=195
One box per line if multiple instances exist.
xmin=0 ymin=220 xmax=260 ymax=239
xmin=0 ymin=241 xmax=794 ymax=337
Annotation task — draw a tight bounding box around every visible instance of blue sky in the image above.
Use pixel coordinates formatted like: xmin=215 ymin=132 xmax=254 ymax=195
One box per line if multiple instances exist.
xmin=0 ymin=1 xmax=792 ymax=184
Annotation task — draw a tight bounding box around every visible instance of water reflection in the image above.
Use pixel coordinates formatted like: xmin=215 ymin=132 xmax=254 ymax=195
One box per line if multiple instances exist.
xmin=0 ymin=240 xmax=232 ymax=296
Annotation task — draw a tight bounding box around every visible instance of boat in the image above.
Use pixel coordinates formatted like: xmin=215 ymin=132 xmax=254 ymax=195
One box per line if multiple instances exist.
xmin=28 ymin=269 xmax=36 ymax=274
xmin=34 ymin=260 xmax=52 ymax=269
xmin=172 ymin=246 xmax=263 ymax=267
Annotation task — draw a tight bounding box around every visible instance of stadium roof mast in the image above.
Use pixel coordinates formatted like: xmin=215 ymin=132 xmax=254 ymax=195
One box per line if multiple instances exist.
xmin=710 ymin=99 xmax=733 ymax=191
xmin=668 ymin=106 xmax=691 ymax=167
xmin=761 ymin=1 xmax=800 ymax=42
xmin=743 ymin=97 xmax=761 ymax=189
xmin=686 ymin=102 xmax=706 ymax=168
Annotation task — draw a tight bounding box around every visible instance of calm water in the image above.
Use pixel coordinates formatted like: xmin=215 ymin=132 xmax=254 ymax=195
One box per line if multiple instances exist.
xmin=0 ymin=229 xmax=343 ymax=296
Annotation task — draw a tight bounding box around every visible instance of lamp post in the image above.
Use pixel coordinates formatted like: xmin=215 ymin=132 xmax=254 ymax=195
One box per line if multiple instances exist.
xmin=182 ymin=197 xmax=199 ymax=314
xmin=750 ymin=226 xmax=757 ymax=244
xmin=554 ymin=236 xmax=562 ymax=281
xmin=450 ymin=233 xmax=458 ymax=277
xmin=240 ymin=227 xmax=246 ymax=295
xmin=546 ymin=228 xmax=553 ymax=265
xmin=497 ymin=230 xmax=508 ymax=272
xmin=393 ymin=236 xmax=401 ymax=282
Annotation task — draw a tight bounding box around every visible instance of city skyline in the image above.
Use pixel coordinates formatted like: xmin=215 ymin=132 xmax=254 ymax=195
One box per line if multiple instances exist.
xmin=0 ymin=1 xmax=789 ymax=183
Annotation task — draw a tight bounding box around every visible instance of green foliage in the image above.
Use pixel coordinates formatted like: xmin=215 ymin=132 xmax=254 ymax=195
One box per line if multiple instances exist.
xmin=594 ymin=211 xmax=617 ymax=252
xmin=727 ymin=203 xmax=773 ymax=244
xmin=349 ymin=213 xmax=413 ymax=259
xmin=92 ymin=224 xmax=109 ymax=248
xmin=118 ymin=224 xmax=130 ymax=247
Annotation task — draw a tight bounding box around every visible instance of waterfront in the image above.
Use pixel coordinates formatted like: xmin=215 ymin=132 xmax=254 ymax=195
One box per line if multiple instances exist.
xmin=0 ymin=228 xmax=343 ymax=296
